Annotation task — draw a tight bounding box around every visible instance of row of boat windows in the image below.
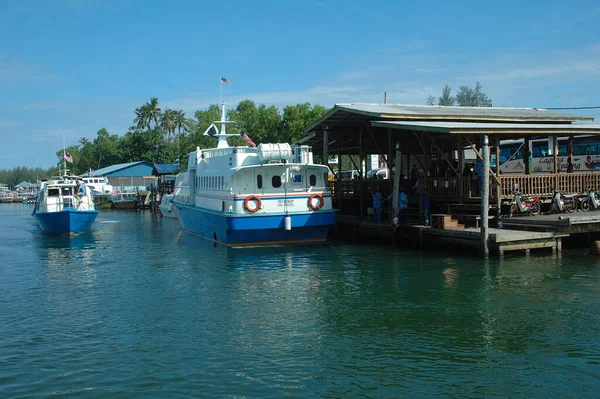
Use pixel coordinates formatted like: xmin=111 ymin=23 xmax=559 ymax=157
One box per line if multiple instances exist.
xmin=195 ymin=176 xmax=226 ymax=190
xmin=194 ymin=174 xmax=319 ymax=190
xmin=83 ymin=178 xmax=106 ymax=184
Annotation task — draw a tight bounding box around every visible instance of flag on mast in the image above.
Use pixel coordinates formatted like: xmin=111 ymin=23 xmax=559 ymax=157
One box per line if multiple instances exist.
xmin=240 ymin=131 xmax=256 ymax=147
xmin=220 ymin=77 xmax=230 ymax=84
xmin=64 ymin=151 xmax=73 ymax=163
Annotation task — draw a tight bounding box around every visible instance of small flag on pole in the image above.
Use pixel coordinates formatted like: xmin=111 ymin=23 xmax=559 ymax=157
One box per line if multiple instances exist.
xmin=203 ymin=123 xmax=219 ymax=137
xmin=64 ymin=151 xmax=73 ymax=163
xmin=240 ymin=131 xmax=256 ymax=147
xmin=220 ymin=77 xmax=230 ymax=84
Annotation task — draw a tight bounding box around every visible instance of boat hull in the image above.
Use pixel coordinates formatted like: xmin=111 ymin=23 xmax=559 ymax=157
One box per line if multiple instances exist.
xmin=159 ymin=204 xmax=177 ymax=219
xmin=95 ymin=201 xmax=113 ymax=210
xmin=112 ymin=201 xmax=137 ymax=209
xmin=32 ymin=209 xmax=99 ymax=234
xmin=175 ymin=203 xmax=336 ymax=247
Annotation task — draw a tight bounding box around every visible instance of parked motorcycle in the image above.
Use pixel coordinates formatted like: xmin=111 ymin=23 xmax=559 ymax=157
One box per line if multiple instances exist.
xmin=507 ymin=192 xmax=541 ymax=217
xmin=550 ymin=190 xmax=577 ymax=213
xmin=580 ymin=188 xmax=600 ymax=211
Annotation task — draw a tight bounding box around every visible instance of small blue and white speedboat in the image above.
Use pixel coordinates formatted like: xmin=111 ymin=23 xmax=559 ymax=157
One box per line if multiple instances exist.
xmin=32 ymin=178 xmax=98 ymax=234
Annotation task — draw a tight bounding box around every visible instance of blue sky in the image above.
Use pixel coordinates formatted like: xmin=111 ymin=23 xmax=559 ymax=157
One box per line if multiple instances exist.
xmin=1 ymin=0 xmax=599 ymax=169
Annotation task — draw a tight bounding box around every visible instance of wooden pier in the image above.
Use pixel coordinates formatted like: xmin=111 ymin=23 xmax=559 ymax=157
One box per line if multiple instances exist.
xmin=334 ymin=211 xmax=600 ymax=256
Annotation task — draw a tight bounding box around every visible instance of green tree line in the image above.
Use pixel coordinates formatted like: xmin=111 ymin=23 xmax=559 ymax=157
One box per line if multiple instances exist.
xmin=0 ymin=98 xmax=328 ymax=188
xmin=427 ymin=82 xmax=492 ymax=107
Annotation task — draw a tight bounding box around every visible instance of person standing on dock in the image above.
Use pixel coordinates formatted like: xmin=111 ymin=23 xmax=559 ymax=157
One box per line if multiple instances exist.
xmin=410 ymin=164 xmax=419 ymax=192
xmin=372 ymin=187 xmax=382 ymax=224
xmin=422 ymin=189 xmax=430 ymax=226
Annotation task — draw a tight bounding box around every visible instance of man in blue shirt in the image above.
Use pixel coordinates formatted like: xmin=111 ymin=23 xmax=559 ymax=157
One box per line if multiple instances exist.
xmin=422 ymin=189 xmax=430 ymax=226
xmin=372 ymin=187 xmax=382 ymax=223
xmin=76 ymin=179 xmax=86 ymax=196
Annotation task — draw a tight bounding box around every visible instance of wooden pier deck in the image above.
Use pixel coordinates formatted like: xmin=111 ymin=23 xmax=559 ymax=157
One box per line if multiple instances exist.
xmin=336 ymin=215 xmax=569 ymax=256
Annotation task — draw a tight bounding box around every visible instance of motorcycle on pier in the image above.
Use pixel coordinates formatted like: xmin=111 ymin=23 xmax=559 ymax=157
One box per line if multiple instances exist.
xmin=580 ymin=187 xmax=600 ymax=211
xmin=507 ymin=191 xmax=541 ymax=217
xmin=550 ymin=189 xmax=578 ymax=213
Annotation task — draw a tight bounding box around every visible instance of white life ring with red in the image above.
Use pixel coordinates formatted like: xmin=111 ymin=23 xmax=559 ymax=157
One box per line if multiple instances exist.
xmin=244 ymin=195 xmax=262 ymax=213
xmin=308 ymin=193 xmax=324 ymax=210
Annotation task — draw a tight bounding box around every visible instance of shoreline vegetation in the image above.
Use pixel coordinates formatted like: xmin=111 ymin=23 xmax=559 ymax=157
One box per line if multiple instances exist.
xmin=0 ymin=98 xmax=328 ymax=188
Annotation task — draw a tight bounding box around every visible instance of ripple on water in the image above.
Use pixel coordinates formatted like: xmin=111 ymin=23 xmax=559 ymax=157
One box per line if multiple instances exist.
xmin=0 ymin=207 xmax=599 ymax=397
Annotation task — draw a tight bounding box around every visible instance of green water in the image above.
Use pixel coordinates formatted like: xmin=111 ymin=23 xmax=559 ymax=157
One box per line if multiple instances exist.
xmin=1 ymin=204 xmax=599 ymax=398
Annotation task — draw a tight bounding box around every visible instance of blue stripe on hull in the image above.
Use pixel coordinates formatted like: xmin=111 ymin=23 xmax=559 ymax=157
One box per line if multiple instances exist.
xmin=175 ymin=204 xmax=336 ymax=247
xmin=32 ymin=209 xmax=99 ymax=234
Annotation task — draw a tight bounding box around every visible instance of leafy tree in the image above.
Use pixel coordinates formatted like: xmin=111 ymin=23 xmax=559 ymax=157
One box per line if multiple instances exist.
xmin=427 ymin=82 xmax=492 ymax=107
xmin=455 ymin=81 xmax=492 ymax=107
xmin=438 ymin=85 xmax=455 ymax=106
xmin=280 ymin=102 xmax=328 ymax=144
xmin=93 ymin=128 xmax=120 ymax=169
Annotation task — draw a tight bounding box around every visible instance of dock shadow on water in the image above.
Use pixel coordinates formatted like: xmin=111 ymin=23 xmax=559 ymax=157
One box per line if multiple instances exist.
xmin=0 ymin=204 xmax=599 ymax=398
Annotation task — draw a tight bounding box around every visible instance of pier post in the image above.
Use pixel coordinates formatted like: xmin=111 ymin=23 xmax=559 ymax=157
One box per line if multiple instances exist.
xmin=323 ymin=127 xmax=329 ymax=167
xmin=481 ymin=135 xmax=490 ymax=257
xmin=392 ymin=141 xmax=401 ymax=219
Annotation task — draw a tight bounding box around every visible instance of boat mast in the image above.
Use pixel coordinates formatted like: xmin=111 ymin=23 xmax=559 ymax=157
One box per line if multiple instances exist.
xmin=62 ymin=131 xmax=67 ymax=176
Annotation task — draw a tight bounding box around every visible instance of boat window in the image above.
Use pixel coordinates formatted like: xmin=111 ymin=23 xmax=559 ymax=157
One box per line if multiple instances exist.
xmin=272 ymin=176 xmax=281 ymax=188
xmin=257 ymin=175 xmax=263 ymax=189
xmin=48 ymin=188 xmax=60 ymax=197
xmin=310 ymin=175 xmax=317 ymax=186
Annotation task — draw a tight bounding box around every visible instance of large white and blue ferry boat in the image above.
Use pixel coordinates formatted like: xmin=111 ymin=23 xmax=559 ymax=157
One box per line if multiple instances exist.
xmin=172 ymin=103 xmax=337 ymax=247
xmin=32 ymin=177 xmax=98 ymax=234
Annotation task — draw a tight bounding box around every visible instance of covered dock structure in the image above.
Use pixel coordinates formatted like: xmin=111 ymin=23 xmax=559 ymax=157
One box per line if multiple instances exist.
xmin=301 ymin=104 xmax=600 ymax=255
xmin=302 ymin=104 xmax=600 ymax=217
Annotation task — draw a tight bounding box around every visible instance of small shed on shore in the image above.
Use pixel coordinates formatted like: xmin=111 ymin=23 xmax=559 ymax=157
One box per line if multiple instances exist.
xmin=152 ymin=164 xmax=179 ymax=194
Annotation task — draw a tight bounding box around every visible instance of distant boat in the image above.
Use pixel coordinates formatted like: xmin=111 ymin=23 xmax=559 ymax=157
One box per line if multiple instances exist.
xmin=109 ymin=191 xmax=138 ymax=210
xmin=32 ymin=179 xmax=98 ymax=234
xmin=0 ymin=185 xmax=14 ymax=203
xmin=172 ymin=101 xmax=337 ymax=247
xmin=158 ymin=194 xmax=176 ymax=219
xmin=93 ymin=192 xmax=113 ymax=210
xmin=0 ymin=192 xmax=14 ymax=203
xmin=81 ymin=176 xmax=114 ymax=195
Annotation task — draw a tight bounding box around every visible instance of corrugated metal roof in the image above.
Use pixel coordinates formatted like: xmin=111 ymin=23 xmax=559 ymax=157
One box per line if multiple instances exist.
xmin=371 ymin=121 xmax=600 ymax=135
xmin=304 ymin=103 xmax=594 ymax=134
xmin=153 ymin=164 xmax=179 ymax=175
xmin=337 ymin=103 xmax=592 ymax=121
xmin=82 ymin=161 xmax=146 ymax=177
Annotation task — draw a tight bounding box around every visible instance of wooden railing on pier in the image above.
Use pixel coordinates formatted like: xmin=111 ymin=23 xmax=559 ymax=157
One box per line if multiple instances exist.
xmin=499 ymin=173 xmax=600 ymax=197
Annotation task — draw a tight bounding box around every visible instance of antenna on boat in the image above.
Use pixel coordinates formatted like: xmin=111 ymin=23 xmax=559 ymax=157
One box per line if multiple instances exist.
xmin=203 ymin=77 xmax=242 ymax=149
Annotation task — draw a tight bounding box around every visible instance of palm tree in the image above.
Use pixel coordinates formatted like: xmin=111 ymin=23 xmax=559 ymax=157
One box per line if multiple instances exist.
xmin=133 ymin=104 xmax=150 ymax=129
xmin=174 ymin=109 xmax=189 ymax=136
xmin=160 ymin=108 xmax=175 ymax=141
xmin=147 ymin=97 xmax=161 ymax=128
